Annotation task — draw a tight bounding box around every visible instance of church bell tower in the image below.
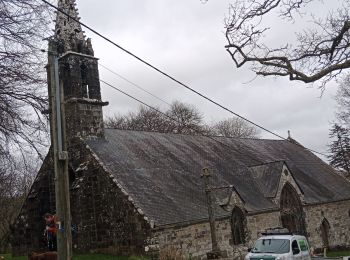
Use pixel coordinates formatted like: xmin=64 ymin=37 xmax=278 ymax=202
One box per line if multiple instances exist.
xmin=54 ymin=0 xmax=108 ymax=139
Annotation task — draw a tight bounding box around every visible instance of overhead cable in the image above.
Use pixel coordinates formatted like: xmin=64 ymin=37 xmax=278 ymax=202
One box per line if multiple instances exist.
xmin=99 ymin=63 xmax=171 ymax=107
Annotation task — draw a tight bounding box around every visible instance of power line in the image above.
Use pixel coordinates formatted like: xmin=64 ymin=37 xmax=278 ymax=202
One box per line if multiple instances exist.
xmin=100 ymin=78 xmax=165 ymax=116
xmin=99 ymin=78 xmax=263 ymax=165
xmin=41 ymin=0 xmax=328 ymax=157
xmin=99 ymin=63 xmax=171 ymax=107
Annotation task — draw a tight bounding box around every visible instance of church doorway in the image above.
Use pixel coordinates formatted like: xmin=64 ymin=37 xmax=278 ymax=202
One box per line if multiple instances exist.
xmin=280 ymin=183 xmax=306 ymax=234
xmin=320 ymin=218 xmax=330 ymax=248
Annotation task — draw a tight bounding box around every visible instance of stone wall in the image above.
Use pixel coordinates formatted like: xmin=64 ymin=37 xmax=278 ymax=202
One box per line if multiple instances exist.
xmin=12 ymin=139 xmax=151 ymax=256
xmin=304 ymin=200 xmax=350 ymax=250
xmin=149 ymin=210 xmax=281 ymax=260
xmin=150 ymin=219 xmax=232 ymax=260
xmin=150 ymin=198 xmax=350 ymax=260
xmin=65 ymin=99 xmax=106 ymax=139
xmin=69 ymin=138 xmax=151 ymax=255
xmin=245 ymin=211 xmax=281 ymax=243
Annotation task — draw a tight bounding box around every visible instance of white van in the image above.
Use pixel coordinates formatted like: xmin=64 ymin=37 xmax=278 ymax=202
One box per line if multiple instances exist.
xmin=245 ymin=232 xmax=311 ymax=260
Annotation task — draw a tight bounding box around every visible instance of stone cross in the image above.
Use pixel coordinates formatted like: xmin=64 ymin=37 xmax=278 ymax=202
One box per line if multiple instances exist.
xmin=201 ymin=168 xmax=221 ymax=258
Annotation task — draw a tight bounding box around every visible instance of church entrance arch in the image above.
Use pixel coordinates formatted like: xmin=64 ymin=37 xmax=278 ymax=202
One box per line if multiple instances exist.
xmin=280 ymin=183 xmax=306 ymax=234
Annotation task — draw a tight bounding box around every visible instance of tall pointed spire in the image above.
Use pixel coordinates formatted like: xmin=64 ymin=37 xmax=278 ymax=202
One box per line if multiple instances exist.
xmin=55 ymin=0 xmax=93 ymax=55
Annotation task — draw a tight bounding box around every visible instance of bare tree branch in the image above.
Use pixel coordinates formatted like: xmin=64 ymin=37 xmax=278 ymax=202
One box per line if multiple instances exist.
xmin=225 ymin=0 xmax=350 ymax=87
xmin=0 ymin=0 xmax=52 ymax=160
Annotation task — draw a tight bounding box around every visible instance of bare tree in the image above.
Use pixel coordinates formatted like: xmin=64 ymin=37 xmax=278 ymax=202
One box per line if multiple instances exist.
xmin=0 ymin=2 xmax=51 ymax=248
xmin=106 ymin=106 xmax=168 ymax=132
xmin=225 ymin=0 xmax=350 ymax=87
xmin=166 ymin=101 xmax=206 ymax=134
xmin=105 ymin=107 xmax=162 ymax=131
xmin=336 ymin=73 xmax=350 ymax=127
xmin=106 ymin=101 xmax=207 ymax=134
xmin=0 ymin=0 xmax=52 ymax=159
xmin=106 ymin=101 xmax=260 ymax=138
xmin=211 ymin=117 xmax=260 ymax=138
xmin=0 ymin=154 xmax=38 ymax=251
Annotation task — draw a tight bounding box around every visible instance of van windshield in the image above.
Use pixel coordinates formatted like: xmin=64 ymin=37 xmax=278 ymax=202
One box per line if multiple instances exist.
xmin=251 ymin=239 xmax=290 ymax=254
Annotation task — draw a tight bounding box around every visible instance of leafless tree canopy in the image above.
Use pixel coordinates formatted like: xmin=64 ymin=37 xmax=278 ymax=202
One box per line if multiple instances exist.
xmin=0 ymin=0 xmax=51 ymax=159
xmin=211 ymin=118 xmax=260 ymax=138
xmin=225 ymin=0 xmax=350 ymax=87
xmin=0 ymin=0 xmax=51 ymax=249
xmin=105 ymin=101 xmax=260 ymax=138
xmin=0 ymin=154 xmax=37 ymax=251
xmin=166 ymin=101 xmax=205 ymax=134
xmin=105 ymin=102 xmax=208 ymax=135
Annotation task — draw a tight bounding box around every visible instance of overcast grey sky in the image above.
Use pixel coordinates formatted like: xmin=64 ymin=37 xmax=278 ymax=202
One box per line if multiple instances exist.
xmin=73 ymin=0 xmax=340 ymax=161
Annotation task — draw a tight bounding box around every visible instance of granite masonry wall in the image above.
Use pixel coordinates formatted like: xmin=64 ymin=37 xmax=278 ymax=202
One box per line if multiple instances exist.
xmin=304 ymin=200 xmax=350 ymax=250
xmin=12 ymin=139 xmax=151 ymax=256
xmin=68 ymin=138 xmax=151 ymax=255
xmin=149 ymin=211 xmax=281 ymax=260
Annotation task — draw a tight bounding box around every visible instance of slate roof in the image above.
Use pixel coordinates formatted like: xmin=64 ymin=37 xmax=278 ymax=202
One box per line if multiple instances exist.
xmin=86 ymin=129 xmax=350 ymax=227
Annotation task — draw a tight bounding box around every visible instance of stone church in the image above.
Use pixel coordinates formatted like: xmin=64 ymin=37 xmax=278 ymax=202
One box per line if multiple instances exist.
xmin=12 ymin=0 xmax=350 ymax=258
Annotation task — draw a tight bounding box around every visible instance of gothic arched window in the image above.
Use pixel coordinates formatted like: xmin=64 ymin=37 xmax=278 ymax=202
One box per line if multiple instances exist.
xmin=320 ymin=218 xmax=330 ymax=248
xmin=280 ymin=183 xmax=306 ymax=235
xmin=231 ymin=207 xmax=246 ymax=245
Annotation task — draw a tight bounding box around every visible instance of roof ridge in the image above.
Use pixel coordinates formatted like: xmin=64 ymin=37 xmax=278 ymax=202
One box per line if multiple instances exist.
xmin=249 ymin=160 xmax=285 ymax=167
xmin=104 ymin=127 xmax=282 ymax=141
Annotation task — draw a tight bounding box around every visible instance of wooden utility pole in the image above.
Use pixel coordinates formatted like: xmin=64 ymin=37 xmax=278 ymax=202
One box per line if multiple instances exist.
xmin=48 ymin=40 xmax=73 ymax=260
xmin=201 ymin=168 xmax=221 ymax=258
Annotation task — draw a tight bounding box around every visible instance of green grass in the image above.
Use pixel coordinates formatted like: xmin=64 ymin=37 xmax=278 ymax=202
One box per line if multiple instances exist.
xmin=0 ymin=253 xmax=146 ymax=260
xmin=0 ymin=254 xmax=26 ymax=260
xmin=73 ymin=255 xmax=132 ymax=260
xmin=327 ymin=250 xmax=350 ymax=257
